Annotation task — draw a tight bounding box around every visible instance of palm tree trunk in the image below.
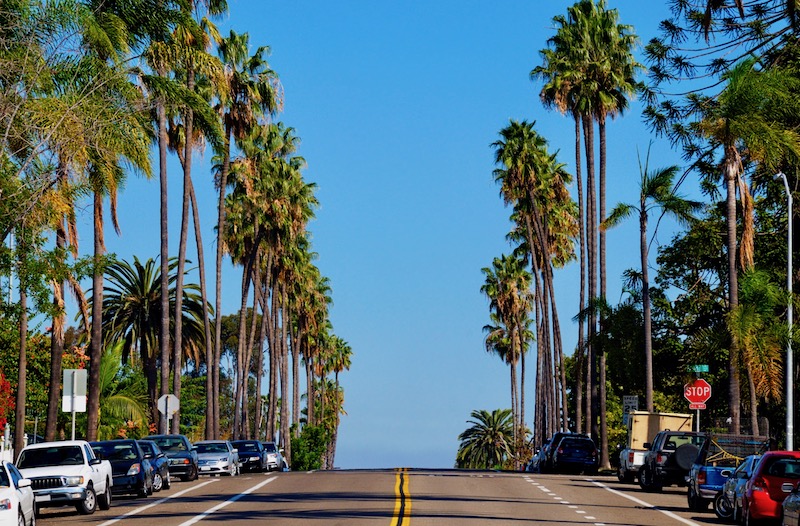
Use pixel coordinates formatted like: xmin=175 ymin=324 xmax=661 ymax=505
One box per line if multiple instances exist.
xmin=641 ymin=204 xmax=654 ymax=412
xmin=15 ymin=286 xmax=28 ymax=455
xmin=157 ymin=78 xmax=171 ymax=435
xmin=254 ymin=287 xmax=268 ymax=439
xmin=267 ymin=288 xmax=279 ymax=441
xmin=87 ymin=191 xmax=104 ymax=441
xmin=291 ymin=323 xmax=302 ymax=436
xmin=583 ymin=113 xmax=598 ymax=440
xmin=213 ymin=124 xmax=232 ymax=440
xmin=45 ymin=219 xmax=66 ymax=441
xmin=280 ymin=287 xmax=291 ymax=463
xmin=187 ymin=180 xmax=213 ymax=439
xmin=575 ymin=112 xmax=586 ymax=435
xmin=725 ymin=156 xmax=741 ymax=434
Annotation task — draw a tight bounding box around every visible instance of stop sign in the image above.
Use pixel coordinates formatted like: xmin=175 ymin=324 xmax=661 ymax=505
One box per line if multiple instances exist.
xmin=684 ymin=378 xmax=712 ymax=404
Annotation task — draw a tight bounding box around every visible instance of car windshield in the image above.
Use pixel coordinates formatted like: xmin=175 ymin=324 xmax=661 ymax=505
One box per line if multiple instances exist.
xmin=139 ymin=442 xmax=154 ymax=455
xmin=766 ymin=458 xmax=800 ymax=478
xmin=152 ymin=437 xmax=187 ymax=452
xmin=18 ymin=446 xmax=83 ymax=468
xmin=196 ymin=443 xmax=228 ymax=454
xmin=234 ymin=443 xmax=258 ymax=452
xmin=263 ymin=443 xmax=277 ymax=453
xmin=92 ymin=443 xmax=137 ymax=461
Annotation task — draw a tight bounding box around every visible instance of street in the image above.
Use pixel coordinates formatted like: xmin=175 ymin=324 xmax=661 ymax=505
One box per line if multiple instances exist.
xmin=33 ymin=470 xmax=721 ymax=525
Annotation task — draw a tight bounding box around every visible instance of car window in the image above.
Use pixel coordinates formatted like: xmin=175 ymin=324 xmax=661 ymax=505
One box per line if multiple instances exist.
xmin=0 ymin=466 xmax=8 ymax=487
xmin=197 ymin=443 xmax=228 ymax=454
xmin=18 ymin=446 xmax=83 ymax=468
xmin=263 ymin=443 xmax=277 ymax=453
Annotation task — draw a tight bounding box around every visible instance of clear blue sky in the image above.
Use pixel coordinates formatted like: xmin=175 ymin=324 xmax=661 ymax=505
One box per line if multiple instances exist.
xmin=80 ymin=1 xmax=701 ymax=469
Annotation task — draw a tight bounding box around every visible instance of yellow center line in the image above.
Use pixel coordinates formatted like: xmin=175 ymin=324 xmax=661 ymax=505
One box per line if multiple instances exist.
xmin=392 ymin=467 xmax=411 ymax=525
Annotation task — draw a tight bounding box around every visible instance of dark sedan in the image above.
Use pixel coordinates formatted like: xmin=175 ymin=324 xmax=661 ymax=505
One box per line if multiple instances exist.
xmin=231 ymin=440 xmax=268 ymax=473
xmin=551 ymin=436 xmax=599 ymax=475
xmin=144 ymin=434 xmax=198 ymax=482
xmin=90 ymin=439 xmax=154 ymax=498
xmin=137 ymin=439 xmax=171 ymax=492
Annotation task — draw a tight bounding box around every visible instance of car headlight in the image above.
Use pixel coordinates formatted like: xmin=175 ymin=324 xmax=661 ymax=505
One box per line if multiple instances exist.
xmin=0 ymin=498 xmax=10 ymax=510
xmin=65 ymin=476 xmax=84 ymax=486
xmin=219 ymin=457 xmax=228 ymax=462
xmin=127 ymin=463 xmax=142 ymax=476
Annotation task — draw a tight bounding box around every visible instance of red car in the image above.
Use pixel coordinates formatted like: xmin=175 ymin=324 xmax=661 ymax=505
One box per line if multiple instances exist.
xmin=741 ymin=450 xmax=800 ymax=524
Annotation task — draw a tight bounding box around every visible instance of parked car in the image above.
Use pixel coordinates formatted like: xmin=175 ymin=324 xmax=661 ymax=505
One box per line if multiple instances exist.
xmin=550 ymin=435 xmax=599 ymax=475
xmin=231 ymin=440 xmax=268 ymax=473
xmin=783 ymin=483 xmax=800 ymax=525
xmin=16 ymin=440 xmax=113 ymax=515
xmin=540 ymin=432 xmax=589 ymax=473
xmin=527 ymin=441 xmax=550 ymax=473
xmin=741 ymin=450 xmax=800 ymax=524
xmin=639 ymin=430 xmax=706 ymax=492
xmin=261 ymin=442 xmax=286 ymax=472
xmin=721 ymin=454 xmax=761 ymax=522
xmin=137 ymin=440 xmax=171 ymax=492
xmin=90 ymin=439 xmax=154 ymax=498
xmin=144 ymin=434 xmax=198 ymax=482
xmin=194 ymin=440 xmax=239 ymax=476
xmin=686 ymin=433 xmax=769 ymax=513
xmin=0 ymin=461 xmax=35 ymax=526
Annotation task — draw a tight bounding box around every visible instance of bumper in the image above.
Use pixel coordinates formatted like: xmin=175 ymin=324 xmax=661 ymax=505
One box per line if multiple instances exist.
xmin=198 ymin=462 xmax=234 ymax=474
xmin=33 ymin=487 xmax=88 ymax=507
xmin=111 ymin=474 xmax=147 ymax=495
xmin=749 ymin=492 xmax=784 ymax=520
xmin=698 ymin=485 xmax=723 ymax=499
xmin=239 ymin=458 xmax=263 ymax=471
xmin=168 ymin=459 xmax=195 ymax=475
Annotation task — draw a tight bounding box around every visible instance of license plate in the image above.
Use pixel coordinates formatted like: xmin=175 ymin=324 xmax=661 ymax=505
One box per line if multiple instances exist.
xmin=201 ymin=467 xmax=211 ymax=471
xmin=37 ymin=495 xmax=51 ymax=502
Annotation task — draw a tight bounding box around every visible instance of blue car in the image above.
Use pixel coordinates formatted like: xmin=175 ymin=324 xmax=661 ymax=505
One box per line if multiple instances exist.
xmin=90 ymin=440 xmax=154 ymax=498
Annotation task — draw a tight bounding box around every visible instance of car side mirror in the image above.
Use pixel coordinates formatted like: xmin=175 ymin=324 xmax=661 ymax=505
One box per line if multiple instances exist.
xmin=232 ymin=448 xmax=238 ymax=454
xmin=643 ymin=443 xmax=651 ymax=449
xmin=18 ymin=478 xmax=31 ymax=489
xmin=143 ymin=453 xmax=153 ymax=459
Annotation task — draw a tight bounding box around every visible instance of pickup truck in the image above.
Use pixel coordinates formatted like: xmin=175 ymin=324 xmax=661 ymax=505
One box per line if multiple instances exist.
xmin=16 ymin=440 xmax=113 ymax=515
xmin=618 ymin=411 xmax=693 ymax=483
xmin=686 ymin=433 xmax=769 ymax=516
xmin=639 ymin=430 xmax=706 ymax=492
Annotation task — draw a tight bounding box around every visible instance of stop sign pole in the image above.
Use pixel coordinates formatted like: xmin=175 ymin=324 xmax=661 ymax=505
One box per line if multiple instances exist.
xmin=684 ymin=377 xmax=712 ymax=433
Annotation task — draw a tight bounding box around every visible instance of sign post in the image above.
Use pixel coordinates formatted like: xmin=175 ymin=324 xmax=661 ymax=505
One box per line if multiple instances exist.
xmin=157 ymin=394 xmax=180 ymax=429
xmin=684 ymin=378 xmax=712 ymax=432
xmin=62 ymin=369 xmax=87 ymax=440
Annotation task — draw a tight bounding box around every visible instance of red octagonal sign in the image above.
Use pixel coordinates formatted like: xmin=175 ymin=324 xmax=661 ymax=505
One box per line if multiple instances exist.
xmin=684 ymin=378 xmax=712 ymax=405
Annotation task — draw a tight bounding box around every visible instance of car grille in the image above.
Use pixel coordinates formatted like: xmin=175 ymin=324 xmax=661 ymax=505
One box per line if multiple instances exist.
xmin=31 ymin=476 xmax=66 ymax=490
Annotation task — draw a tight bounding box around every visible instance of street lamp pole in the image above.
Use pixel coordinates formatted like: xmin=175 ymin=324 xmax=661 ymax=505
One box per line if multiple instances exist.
xmin=778 ymin=171 xmax=793 ymax=450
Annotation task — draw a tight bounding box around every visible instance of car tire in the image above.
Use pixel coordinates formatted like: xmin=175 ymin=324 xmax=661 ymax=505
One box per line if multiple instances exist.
xmin=688 ymin=486 xmax=709 ymax=511
xmin=28 ymin=507 xmax=35 ymax=526
xmin=164 ymin=470 xmax=171 ymax=490
xmin=714 ymin=492 xmax=733 ymax=521
xmin=17 ymin=507 xmax=25 ymax=526
xmin=618 ymin=468 xmax=634 ymax=483
xmin=98 ymin=482 xmax=112 ymax=510
xmin=153 ymin=472 xmax=163 ymax=492
xmin=77 ymin=485 xmax=97 ymax=515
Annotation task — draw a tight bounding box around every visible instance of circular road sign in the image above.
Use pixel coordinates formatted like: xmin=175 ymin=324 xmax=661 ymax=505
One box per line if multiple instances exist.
xmin=684 ymin=378 xmax=712 ymax=405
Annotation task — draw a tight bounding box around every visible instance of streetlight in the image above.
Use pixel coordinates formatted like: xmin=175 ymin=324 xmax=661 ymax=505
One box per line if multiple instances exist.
xmin=777 ymin=171 xmax=793 ymax=450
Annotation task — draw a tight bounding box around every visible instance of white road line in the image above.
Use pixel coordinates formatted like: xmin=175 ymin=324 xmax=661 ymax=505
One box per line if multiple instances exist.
xmin=97 ymin=479 xmax=219 ymax=526
xmin=178 ymin=476 xmax=278 ymax=525
xmin=589 ymin=479 xmax=701 ymax=526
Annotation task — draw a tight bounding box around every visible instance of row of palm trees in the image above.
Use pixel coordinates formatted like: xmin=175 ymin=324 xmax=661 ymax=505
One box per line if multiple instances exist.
xmin=482 ymin=0 xmax=800 ymax=467
xmin=1 ymin=0 xmax=351 ymax=466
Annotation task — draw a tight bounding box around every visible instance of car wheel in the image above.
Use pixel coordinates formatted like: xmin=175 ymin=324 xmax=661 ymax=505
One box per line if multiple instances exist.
xmin=164 ymin=470 xmax=171 ymax=490
xmin=618 ymin=467 xmax=632 ymax=483
xmin=28 ymin=507 xmax=35 ymax=526
xmin=688 ymin=486 xmax=709 ymax=511
xmin=77 ymin=485 xmax=97 ymax=515
xmin=98 ymin=482 xmax=112 ymax=510
xmin=744 ymin=503 xmax=760 ymax=526
xmin=153 ymin=472 xmax=163 ymax=492
xmin=714 ymin=492 xmax=733 ymax=520
xmin=17 ymin=508 xmax=25 ymax=526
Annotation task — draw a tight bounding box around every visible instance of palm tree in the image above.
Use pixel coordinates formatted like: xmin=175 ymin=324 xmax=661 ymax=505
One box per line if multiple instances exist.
xmin=456 ymin=409 xmax=514 ymax=469
xmin=694 ymin=58 xmax=800 ymax=432
xmin=602 ymin=152 xmax=700 ymax=411
xmin=212 ymin=29 xmax=280 ymax=439
xmin=96 ymin=256 xmax=209 ymax=425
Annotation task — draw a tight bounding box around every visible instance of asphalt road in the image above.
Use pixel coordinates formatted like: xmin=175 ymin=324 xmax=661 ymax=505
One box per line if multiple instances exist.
xmin=34 ymin=470 xmax=724 ymax=525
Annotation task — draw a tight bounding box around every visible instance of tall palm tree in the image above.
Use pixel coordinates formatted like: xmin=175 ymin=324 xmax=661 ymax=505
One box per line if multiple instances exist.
xmin=456 ymin=409 xmax=514 ymax=469
xmin=694 ymin=58 xmax=800 ymax=432
xmin=603 ymin=153 xmax=700 ymax=411
xmin=211 ymin=29 xmax=280 ymax=439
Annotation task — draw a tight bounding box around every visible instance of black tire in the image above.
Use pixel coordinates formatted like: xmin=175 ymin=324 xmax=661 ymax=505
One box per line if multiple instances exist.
xmin=163 ymin=470 xmax=171 ymax=490
xmin=98 ymin=482 xmax=111 ymax=510
xmin=714 ymin=492 xmax=734 ymax=521
xmin=17 ymin=508 xmax=25 ymax=526
xmin=182 ymin=464 xmax=198 ymax=482
xmin=675 ymin=444 xmax=700 ymax=471
xmin=618 ymin=468 xmax=634 ymax=483
xmin=28 ymin=506 xmax=35 ymax=526
xmin=688 ymin=486 xmax=709 ymax=511
xmin=76 ymin=485 xmax=97 ymax=515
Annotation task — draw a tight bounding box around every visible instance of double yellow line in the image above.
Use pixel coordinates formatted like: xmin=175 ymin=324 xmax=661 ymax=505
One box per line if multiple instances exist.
xmin=392 ymin=468 xmax=411 ymax=525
